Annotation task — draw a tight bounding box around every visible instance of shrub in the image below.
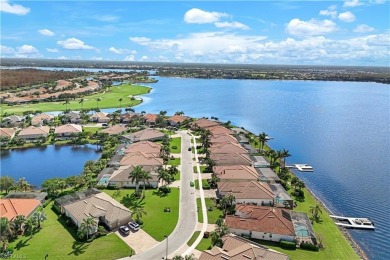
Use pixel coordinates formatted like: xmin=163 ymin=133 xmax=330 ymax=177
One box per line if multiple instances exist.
xmin=172 ymin=146 xmax=177 ymax=149
xmin=300 ymin=242 xmax=319 ymax=251
xmin=279 ymin=240 xmax=296 ymax=250
xmin=203 ymin=183 xmax=210 ymax=190
xmin=159 ymin=186 xmax=171 ymax=194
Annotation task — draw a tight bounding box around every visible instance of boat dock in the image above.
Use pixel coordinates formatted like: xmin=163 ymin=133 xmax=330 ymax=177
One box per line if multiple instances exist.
xmin=286 ymin=164 xmax=314 ymax=172
xmin=329 ymin=215 xmax=375 ymax=230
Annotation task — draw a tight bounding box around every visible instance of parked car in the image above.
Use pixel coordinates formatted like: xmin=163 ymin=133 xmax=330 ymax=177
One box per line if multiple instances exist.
xmin=190 ymin=181 xmax=194 ymax=187
xmin=188 ymin=147 xmax=192 ymax=151
xmin=128 ymin=221 xmax=140 ymax=231
xmin=119 ymin=225 xmax=130 ymax=235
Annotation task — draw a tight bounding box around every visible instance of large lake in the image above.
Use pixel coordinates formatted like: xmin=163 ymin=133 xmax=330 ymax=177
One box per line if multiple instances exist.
xmin=0 ymin=145 xmax=100 ymax=187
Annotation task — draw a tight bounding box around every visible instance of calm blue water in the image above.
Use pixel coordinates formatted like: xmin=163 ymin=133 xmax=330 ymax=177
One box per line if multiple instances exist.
xmin=0 ymin=144 xmax=100 ymax=187
xmin=133 ymin=77 xmax=389 ymax=260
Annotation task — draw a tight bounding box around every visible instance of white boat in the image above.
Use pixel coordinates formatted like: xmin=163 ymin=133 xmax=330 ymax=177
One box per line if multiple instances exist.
xmin=294 ymin=164 xmax=314 ymax=172
xmin=329 ymin=215 xmax=375 ymax=230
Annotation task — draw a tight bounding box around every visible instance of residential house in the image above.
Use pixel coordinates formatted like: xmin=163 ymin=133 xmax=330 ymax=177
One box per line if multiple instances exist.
xmin=55 ymin=189 xmax=132 ymax=231
xmin=0 ymin=198 xmax=41 ymax=221
xmin=210 ymin=153 xmax=252 ymax=166
xmin=236 ymin=134 xmax=250 ymax=144
xmin=231 ymin=127 xmax=249 ymax=135
xmin=199 ymin=233 xmax=289 ymax=260
xmin=167 ymin=115 xmax=189 ymax=127
xmin=100 ymin=125 xmax=128 ymax=135
xmin=121 ymin=112 xmax=141 ymax=124
xmin=207 ymin=125 xmax=234 ymax=135
xmin=191 ymin=118 xmax=220 ymax=130
xmin=0 ymin=128 xmax=16 ymax=140
xmin=121 ymin=129 xmax=166 ymax=143
xmin=225 ymin=205 xmax=296 ymax=242
xmin=269 ymin=183 xmax=293 ymax=209
xmin=143 ymin=114 xmax=158 ymax=126
xmin=5 ymin=192 xmax=48 ymax=204
xmin=107 ymin=165 xmax=160 ymax=188
xmin=2 ymin=115 xmax=24 ymax=127
xmin=210 ymin=134 xmax=238 ymax=144
xmin=214 ymin=165 xmax=259 ymax=182
xmin=124 ymin=141 xmax=162 ymax=155
xmin=66 ymin=111 xmax=82 ymax=124
xmin=256 ymin=167 xmax=281 ymax=183
xmin=217 ymin=181 xmax=274 ymax=206
xmin=17 ymin=126 xmax=50 ymax=141
xmin=54 ymin=124 xmax=82 ymax=138
xmin=251 ymin=156 xmax=271 ymax=168
xmin=209 ymin=141 xmax=248 ymax=155
xmin=31 ymin=113 xmax=54 ymax=126
xmin=120 ymin=152 xmax=163 ymax=166
xmin=90 ymin=112 xmax=110 ymax=123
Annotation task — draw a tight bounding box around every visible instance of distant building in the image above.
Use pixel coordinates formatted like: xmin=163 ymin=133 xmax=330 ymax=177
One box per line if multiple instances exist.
xmin=0 ymin=198 xmax=41 ymax=221
xmin=17 ymin=126 xmax=50 ymax=141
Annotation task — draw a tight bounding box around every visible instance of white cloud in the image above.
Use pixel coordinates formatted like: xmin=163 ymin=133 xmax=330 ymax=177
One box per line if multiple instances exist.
xmin=109 ymin=47 xmax=136 ymax=55
xmin=214 ymin=21 xmax=250 ymax=30
xmin=57 ymin=56 xmax=67 ymax=60
xmin=319 ymin=9 xmax=337 ymax=19
xmin=140 ymin=55 xmax=148 ymax=61
xmin=46 ymin=48 xmax=59 ymax=53
xmin=129 ymin=37 xmax=151 ymax=45
xmin=0 ymin=44 xmax=41 ymax=58
xmin=95 ymin=15 xmax=119 ymax=22
xmin=343 ymin=0 xmax=363 ymax=7
xmin=38 ymin=29 xmax=55 ymax=36
xmin=338 ymin=11 xmax=356 ymax=22
xmin=124 ymin=55 xmax=135 ymax=61
xmin=109 ymin=47 xmax=121 ymax=54
xmin=0 ymin=0 xmax=30 ymax=15
xmin=184 ymin=8 xmax=228 ymax=24
xmin=354 ymin=24 xmax=375 ymax=33
xmin=1 ymin=45 xmax=14 ymax=54
xmin=57 ymin=38 xmax=96 ymax=50
xmin=91 ymin=56 xmax=103 ymax=60
xmin=286 ymin=18 xmax=337 ymax=36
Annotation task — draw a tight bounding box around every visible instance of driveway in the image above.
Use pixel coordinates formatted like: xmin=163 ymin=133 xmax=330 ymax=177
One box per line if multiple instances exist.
xmin=115 ymin=229 xmax=158 ymax=255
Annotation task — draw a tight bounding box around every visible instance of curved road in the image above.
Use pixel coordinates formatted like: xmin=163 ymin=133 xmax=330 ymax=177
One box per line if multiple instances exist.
xmin=130 ymin=131 xmax=197 ymax=260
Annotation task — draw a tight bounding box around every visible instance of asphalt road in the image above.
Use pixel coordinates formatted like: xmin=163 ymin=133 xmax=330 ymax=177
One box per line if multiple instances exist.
xmin=130 ymin=131 xmax=197 ymax=260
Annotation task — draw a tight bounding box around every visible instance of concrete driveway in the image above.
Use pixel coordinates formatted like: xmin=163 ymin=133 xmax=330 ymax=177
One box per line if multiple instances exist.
xmin=115 ymin=229 xmax=158 ymax=255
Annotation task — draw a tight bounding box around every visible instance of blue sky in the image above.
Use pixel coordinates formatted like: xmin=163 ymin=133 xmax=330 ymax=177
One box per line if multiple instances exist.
xmin=1 ymin=0 xmax=389 ymax=66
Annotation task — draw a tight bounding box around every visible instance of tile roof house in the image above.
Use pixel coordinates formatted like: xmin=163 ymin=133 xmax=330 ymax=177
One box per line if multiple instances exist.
xmin=0 ymin=198 xmax=41 ymax=221
xmin=121 ymin=129 xmax=166 ymax=143
xmin=210 ymin=141 xmax=248 ymax=155
xmin=66 ymin=111 xmax=82 ymax=124
xmin=214 ymin=165 xmax=259 ymax=182
xmin=90 ymin=112 xmax=110 ymax=123
xmin=121 ymin=112 xmax=141 ymax=124
xmin=107 ymin=165 xmax=160 ymax=188
xmin=199 ymin=233 xmax=289 ymax=260
xmin=124 ymin=141 xmax=162 ymax=155
xmin=167 ymin=115 xmax=189 ymax=126
xmin=55 ymin=189 xmax=132 ymax=231
xmin=207 ymin=125 xmax=234 ymax=135
xmin=143 ymin=114 xmax=158 ymax=126
xmin=2 ymin=115 xmax=24 ymax=127
xmin=120 ymin=152 xmax=163 ymax=166
xmin=17 ymin=126 xmax=50 ymax=141
xmin=191 ymin=118 xmax=220 ymax=129
xmin=31 ymin=113 xmax=54 ymax=126
xmin=54 ymin=124 xmax=82 ymax=138
xmin=100 ymin=125 xmax=128 ymax=135
xmin=210 ymin=153 xmax=252 ymax=166
xmin=217 ymin=181 xmax=275 ymax=206
xmin=0 ymin=128 xmax=16 ymax=139
xmin=257 ymin=167 xmax=281 ymax=183
xmin=225 ymin=205 xmax=296 ymax=242
xmin=210 ymin=134 xmax=238 ymax=144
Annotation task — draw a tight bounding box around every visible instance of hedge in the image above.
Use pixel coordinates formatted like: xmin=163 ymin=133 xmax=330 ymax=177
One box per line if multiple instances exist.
xmin=279 ymin=240 xmax=296 ymax=250
xmin=300 ymin=242 xmax=319 ymax=251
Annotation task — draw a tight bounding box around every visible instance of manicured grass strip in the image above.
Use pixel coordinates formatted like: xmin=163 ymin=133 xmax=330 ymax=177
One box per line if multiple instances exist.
xmin=173 ymin=171 xmax=181 ymax=181
xmin=196 ymin=198 xmax=223 ymax=224
xmin=193 ymin=166 xmax=207 ymax=173
xmin=187 ymin=231 xmax=201 ymax=246
xmin=10 ymin=202 xmax=132 ymax=259
xmin=82 ymin=126 xmax=102 ymax=134
xmin=168 ymin=158 xmax=181 ymax=166
xmin=195 ymin=237 xmax=212 ymax=251
xmin=197 ymin=198 xmax=203 ymax=223
xmin=254 ymin=188 xmax=359 ymax=260
xmin=104 ymin=188 xmax=179 ymax=242
xmin=170 ymin=137 xmax=181 ymax=154
xmin=1 ymin=84 xmax=150 ymax=115
xmin=194 ymin=179 xmax=208 ymax=190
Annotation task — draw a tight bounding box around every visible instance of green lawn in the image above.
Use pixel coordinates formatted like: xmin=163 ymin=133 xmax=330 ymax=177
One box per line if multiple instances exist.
xmin=104 ymin=188 xmax=179 ymax=241
xmin=82 ymin=126 xmax=102 ymax=134
xmin=168 ymin=158 xmax=181 ymax=166
xmin=194 ymin=179 xmax=208 ymax=190
xmin=170 ymin=137 xmax=181 ymax=154
xmin=193 ymin=166 xmax=207 ymax=173
xmin=1 ymin=84 xmax=151 ymax=115
xmin=254 ymin=188 xmax=359 ymax=260
xmin=10 ymin=202 xmax=132 ymax=259
xmin=197 ymin=198 xmax=223 ymax=224
xmin=187 ymin=231 xmax=213 ymax=251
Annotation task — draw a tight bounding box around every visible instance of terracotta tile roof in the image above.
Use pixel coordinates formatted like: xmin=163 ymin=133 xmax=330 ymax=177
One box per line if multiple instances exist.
xmin=0 ymin=198 xmax=41 ymax=220
xmin=143 ymin=113 xmax=158 ymax=123
xmin=210 ymin=141 xmax=248 ymax=154
xmin=210 ymin=153 xmax=252 ymax=166
xmin=4 ymin=96 xmax=30 ymax=103
xmin=100 ymin=125 xmax=128 ymax=135
xmin=199 ymin=233 xmax=289 ymax=260
xmin=226 ymin=205 xmax=295 ymax=236
xmin=214 ymin=165 xmax=259 ymax=181
xmin=54 ymin=124 xmax=82 ymax=134
xmin=109 ymin=165 xmax=159 ymax=183
xmin=168 ymin=115 xmax=189 ymax=124
xmin=124 ymin=141 xmax=162 ymax=154
xmin=122 ymin=129 xmax=165 ymax=142
xmin=91 ymin=112 xmax=109 ymax=120
xmin=207 ymin=125 xmax=234 ymax=135
xmin=191 ymin=118 xmax=220 ymax=129
xmin=0 ymin=128 xmax=16 ymax=138
xmin=18 ymin=126 xmax=50 ymax=137
xmin=218 ymin=181 xmax=274 ymax=200
xmin=210 ymin=134 xmax=238 ymax=144
xmin=31 ymin=113 xmax=54 ymax=125
xmin=120 ymin=152 xmax=163 ymax=166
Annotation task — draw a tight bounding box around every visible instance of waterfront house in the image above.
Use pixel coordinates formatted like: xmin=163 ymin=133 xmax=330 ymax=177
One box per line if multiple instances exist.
xmin=191 ymin=118 xmax=220 ymax=130
xmin=5 ymin=192 xmax=48 ymax=204
xmin=90 ymin=112 xmax=110 ymax=123
xmin=214 ymin=165 xmax=259 ymax=182
xmin=199 ymin=233 xmax=289 ymax=260
xmin=269 ymin=183 xmax=293 ymax=209
xmin=121 ymin=112 xmax=141 ymax=124
xmin=55 ymin=188 xmax=132 ymax=231
xmin=2 ymin=115 xmax=24 ymax=127
xmin=54 ymin=124 xmax=82 ymax=138
xmin=167 ymin=114 xmax=189 ymax=127
xmin=143 ymin=113 xmax=158 ymax=126
xmin=225 ymin=205 xmax=296 ymax=242
xmin=217 ymin=181 xmax=275 ymax=206
xmin=236 ymin=134 xmax=250 ymax=144
xmin=256 ymin=167 xmax=281 ymax=183
xmin=0 ymin=128 xmax=16 ymax=140
xmin=31 ymin=113 xmax=54 ymax=126
xmin=119 ymin=151 xmax=163 ymax=166
xmin=210 ymin=134 xmax=238 ymax=144
xmin=107 ymin=165 xmax=160 ymax=188
xmin=121 ymin=128 xmax=166 ymax=143
xmin=100 ymin=125 xmax=128 ymax=135
xmin=207 ymin=125 xmax=234 ymax=135
xmin=209 ymin=141 xmax=248 ymax=155
xmin=251 ymin=156 xmax=271 ymax=168
xmin=124 ymin=141 xmax=162 ymax=155
xmin=17 ymin=126 xmax=50 ymax=141
xmin=0 ymin=198 xmax=41 ymax=221
xmin=210 ymin=153 xmax=252 ymax=166
xmin=66 ymin=111 xmax=82 ymax=124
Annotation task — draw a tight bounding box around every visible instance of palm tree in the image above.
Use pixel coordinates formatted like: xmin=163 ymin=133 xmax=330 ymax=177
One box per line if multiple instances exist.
xmin=96 ymin=97 xmax=102 ymax=109
xmin=130 ymin=201 xmax=147 ymax=223
xmin=220 ymin=194 xmax=235 ymax=215
xmin=63 ymin=99 xmax=70 ymax=110
xmin=0 ymin=217 xmax=15 ymax=241
xmin=32 ymin=209 xmax=47 ymax=229
xmin=258 ymin=132 xmax=268 ymax=153
xmin=13 ymin=215 xmax=26 ymax=234
xmin=210 ymin=230 xmax=223 ymax=247
xmin=280 ymin=149 xmax=291 ymax=169
xmin=200 ymin=129 xmax=212 ymax=157
xmin=24 ymin=218 xmax=35 ymax=239
xmin=141 ymin=171 xmax=152 ymax=198
xmin=79 ymin=98 xmax=84 ymax=110
xmin=174 ymin=111 xmax=184 ymax=116
xmin=309 ymin=204 xmax=323 ymax=221
xmin=291 ymin=176 xmax=299 ymax=191
xmin=118 ymin=98 xmax=123 ymax=108
xmin=129 ymin=166 xmax=147 ymax=196
xmin=157 ymin=167 xmax=171 ymax=187
xmin=16 ymin=177 xmax=30 ymax=192
xmin=79 ymin=217 xmax=97 ymax=240
xmin=168 ymin=165 xmax=179 ymax=180
xmin=296 ymin=180 xmax=305 ymax=191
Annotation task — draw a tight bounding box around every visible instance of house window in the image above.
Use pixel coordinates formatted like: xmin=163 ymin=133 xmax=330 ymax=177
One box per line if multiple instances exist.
xmin=269 ymin=234 xmax=272 ymax=238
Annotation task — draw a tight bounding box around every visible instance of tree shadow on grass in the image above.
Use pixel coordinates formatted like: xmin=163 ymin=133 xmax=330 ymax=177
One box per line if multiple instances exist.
xmin=152 ymin=189 xmax=168 ymax=198
xmin=68 ymin=241 xmax=90 ymax=256
xmin=120 ymin=193 xmax=140 ymax=208
xmin=14 ymin=239 xmax=30 ymax=251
